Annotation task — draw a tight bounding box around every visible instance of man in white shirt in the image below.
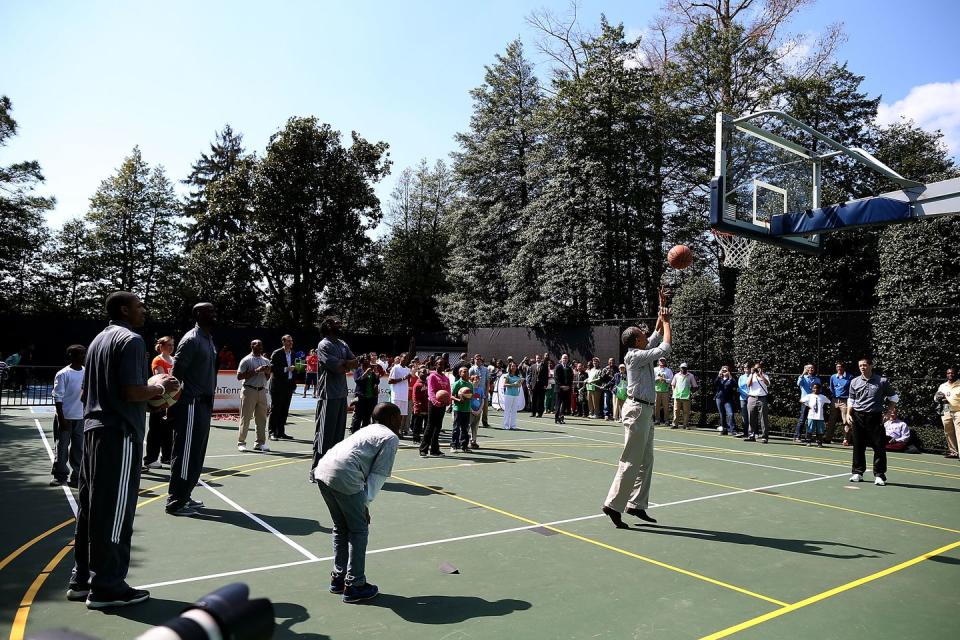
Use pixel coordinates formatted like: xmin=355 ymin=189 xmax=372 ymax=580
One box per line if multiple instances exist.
xmin=51 ymin=345 xmax=86 ymax=487
xmin=388 ymin=353 xmax=412 ymax=437
xmin=935 ymin=368 xmax=960 ymax=459
xmin=314 ymin=402 xmax=401 ymax=604
xmin=746 ymin=363 xmax=771 ymax=443
xmin=653 ymin=358 xmax=673 ymax=425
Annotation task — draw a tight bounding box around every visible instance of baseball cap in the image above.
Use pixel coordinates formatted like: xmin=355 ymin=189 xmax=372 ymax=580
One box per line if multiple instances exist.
xmin=680 ymin=362 xmax=688 ymax=368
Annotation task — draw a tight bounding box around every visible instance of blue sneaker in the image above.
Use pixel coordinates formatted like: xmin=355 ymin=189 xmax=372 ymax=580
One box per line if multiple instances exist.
xmin=342 ymin=582 xmax=379 ymax=604
xmin=329 ymin=573 xmax=345 ymax=594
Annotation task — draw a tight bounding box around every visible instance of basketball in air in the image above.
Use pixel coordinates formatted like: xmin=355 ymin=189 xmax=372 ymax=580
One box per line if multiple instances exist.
xmin=435 ymin=389 xmax=451 ymax=405
xmin=667 ymin=244 xmax=694 ymax=269
xmin=147 ymin=373 xmax=181 ymax=409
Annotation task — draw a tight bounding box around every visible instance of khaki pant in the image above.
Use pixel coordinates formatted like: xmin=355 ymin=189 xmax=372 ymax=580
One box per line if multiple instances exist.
xmin=673 ymin=398 xmax=692 ymax=429
xmin=605 ymin=401 xmax=655 ymax=511
xmin=655 ymin=391 xmax=671 ymax=424
xmin=943 ymin=411 xmax=960 ymax=456
xmin=612 ymin=395 xmax=625 ymax=421
xmin=588 ymin=389 xmax=602 ymax=417
xmin=825 ymin=399 xmax=851 ymax=443
xmin=239 ymin=386 xmax=268 ymax=446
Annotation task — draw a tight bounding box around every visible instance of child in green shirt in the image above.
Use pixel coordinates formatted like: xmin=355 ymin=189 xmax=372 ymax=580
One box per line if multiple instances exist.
xmin=451 ymin=367 xmax=473 ymax=452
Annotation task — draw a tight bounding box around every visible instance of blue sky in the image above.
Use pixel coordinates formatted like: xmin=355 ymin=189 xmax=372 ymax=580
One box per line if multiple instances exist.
xmin=2 ymin=0 xmax=958 ymax=229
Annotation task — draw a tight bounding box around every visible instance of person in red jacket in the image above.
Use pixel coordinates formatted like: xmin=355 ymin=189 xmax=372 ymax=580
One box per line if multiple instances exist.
xmin=410 ymin=368 xmax=429 ymax=444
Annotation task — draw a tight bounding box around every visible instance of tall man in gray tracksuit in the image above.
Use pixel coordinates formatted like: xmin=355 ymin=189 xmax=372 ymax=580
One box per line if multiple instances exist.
xmin=69 ymin=291 xmax=179 ymax=609
xmin=311 ymin=316 xmax=358 ymax=478
xmin=166 ymin=302 xmax=218 ymax=516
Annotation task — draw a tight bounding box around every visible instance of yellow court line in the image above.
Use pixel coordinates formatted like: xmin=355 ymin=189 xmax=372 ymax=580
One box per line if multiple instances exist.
xmin=700 ymin=539 xmax=960 ymax=640
xmin=0 ymin=519 xmax=75 ymax=573
xmin=556 ymin=421 xmax=960 ymax=479
xmin=389 ymin=473 xmax=788 ymax=607
xmin=10 ymin=543 xmax=74 ymax=640
xmin=394 ymin=455 xmax=570 ymax=473
xmin=548 ymin=451 xmax=960 ymax=535
xmin=10 ymin=452 xmax=307 ymax=640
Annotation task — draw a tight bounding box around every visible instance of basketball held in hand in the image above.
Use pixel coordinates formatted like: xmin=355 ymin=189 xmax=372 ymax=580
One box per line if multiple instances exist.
xmin=435 ymin=389 xmax=451 ymax=405
xmin=147 ymin=373 xmax=181 ymax=409
xmin=667 ymin=244 xmax=694 ymax=269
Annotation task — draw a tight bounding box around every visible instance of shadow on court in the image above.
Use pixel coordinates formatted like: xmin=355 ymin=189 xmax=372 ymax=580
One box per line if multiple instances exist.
xmin=630 ymin=525 xmax=893 ymax=559
xmin=887 ymin=482 xmax=960 ymax=494
xmin=383 ymin=481 xmax=449 ymax=497
xmin=272 ymin=601 xmax=331 ymax=639
xmin=100 ymin=595 xmax=193 ymax=625
xmin=370 ymin=593 xmax=532 ymax=623
xmin=191 ymin=507 xmax=331 ymax=535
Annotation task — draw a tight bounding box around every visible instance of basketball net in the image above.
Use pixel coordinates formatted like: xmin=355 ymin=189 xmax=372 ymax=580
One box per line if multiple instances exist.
xmin=711 ymin=230 xmax=754 ymax=268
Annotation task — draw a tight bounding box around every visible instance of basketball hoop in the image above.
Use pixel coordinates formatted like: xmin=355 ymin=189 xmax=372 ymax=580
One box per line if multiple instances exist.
xmin=711 ymin=229 xmax=754 ymax=268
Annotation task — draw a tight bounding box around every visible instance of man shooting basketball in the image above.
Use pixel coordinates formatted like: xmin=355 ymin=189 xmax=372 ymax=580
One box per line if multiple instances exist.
xmin=602 ymin=290 xmax=672 ymax=528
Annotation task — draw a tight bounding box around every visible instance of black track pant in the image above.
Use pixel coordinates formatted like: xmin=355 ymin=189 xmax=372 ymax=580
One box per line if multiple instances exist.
xmin=419 ymin=403 xmax=446 ymax=456
xmin=144 ymin=409 xmax=172 ymax=464
xmin=851 ymin=410 xmax=887 ymax=476
xmin=71 ymin=428 xmax=141 ymax=596
xmin=167 ymin=398 xmax=212 ymax=509
xmin=351 ymin=396 xmax=376 ymax=434
xmin=312 ymin=397 xmax=348 ymax=477
xmin=531 ymin=386 xmax=546 ymax=417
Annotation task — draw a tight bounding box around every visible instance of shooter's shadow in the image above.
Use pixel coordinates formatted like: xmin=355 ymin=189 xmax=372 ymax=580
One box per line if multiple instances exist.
xmin=633 ymin=525 xmax=892 ymax=559
xmin=383 ymin=481 xmax=449 ymax=496
xmin=886 ymin=482 xmax=960 ymax=494
xmin=192 ymin=507 xmax=331 ymax=535
xmin=272 ymin=601 xmax=331 ymax=639
xmin=99 ymin=596 xmax=192 ymax=624
xmin=370 ymin=593 xmax=531 ymax=623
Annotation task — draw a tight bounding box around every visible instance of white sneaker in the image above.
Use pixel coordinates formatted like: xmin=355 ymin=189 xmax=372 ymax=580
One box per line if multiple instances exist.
xmin=254 ymin=443 xmax=270 ymax=452
xmin=874 ymin=476 xmax=886 ymax=486
xmin=849 ymin=473 xmax=863 ymax=482
xmin=238 ymin=444 xmax=247 ymax=452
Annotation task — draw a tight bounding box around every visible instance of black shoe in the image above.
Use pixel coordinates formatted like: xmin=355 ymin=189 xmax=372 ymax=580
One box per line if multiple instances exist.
xmin=279 ymin=434 xmax=294 ymax=440
xmin=186 ymin=498 xmax=204 ymax=508
xmin=745 ymin=435 xmax=756 ymax=442
xmin=166 ymin=504 xmax=198 ymax=517
xmin=601 ymin=505 xmax=628 ymax=529
xmin=49 ymin=478 xmax=66 ymax=487
xmin=761 ymin=438 xmax=769 ymax=444
xmin=86 ymin=587 xmax=150 ymax=609
xmin=68 ymin=478 xmax=79 ymax=488
xmin=342 ymin=582 xmax=379 ymax=604
xmin=329 ymin=573 xmax=345 ymax=594
xmin=625 ymin=507 xmax=658 ymax=523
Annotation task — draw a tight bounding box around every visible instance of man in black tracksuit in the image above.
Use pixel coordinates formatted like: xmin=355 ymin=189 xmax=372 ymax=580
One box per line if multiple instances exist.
xmin=268 ymin=334 xmax=297 ymax=440
xmin=69 ymin=291 xmax=179 ymax=609
xmin=166 ymin=303 xmax=218 ymax=516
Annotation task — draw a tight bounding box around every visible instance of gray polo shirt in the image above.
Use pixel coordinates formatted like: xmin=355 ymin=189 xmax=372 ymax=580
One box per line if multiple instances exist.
xmin=313 ymin=423 xmax=399 ymax=494
xmin=173 ymin=324 xmax=217 ymax=401
xmin=849 ymin=374 xmax=897 ymax=413
xmin=317 ymin=337 xmax=355 ymax=400
xmin=238 ymin=353 xmax=271 ymax=388
xmin=624 ymin=331 xmax=671 ymax=404
xmin=83 ymin=321 xmax=148 ymax=439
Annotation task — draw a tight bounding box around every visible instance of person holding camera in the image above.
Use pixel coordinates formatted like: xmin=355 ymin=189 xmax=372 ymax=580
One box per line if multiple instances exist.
xmin=714 ymin=366 xmax=738 ymax=436
xmin=746 ymin=362 xmax=771 ymax=443
xmin=935 ymin=367 xmax=959 ymax=459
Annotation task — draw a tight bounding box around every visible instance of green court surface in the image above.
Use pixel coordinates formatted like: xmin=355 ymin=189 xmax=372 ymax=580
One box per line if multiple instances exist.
xmin=2 ymin=406 xmax=958 ymax=639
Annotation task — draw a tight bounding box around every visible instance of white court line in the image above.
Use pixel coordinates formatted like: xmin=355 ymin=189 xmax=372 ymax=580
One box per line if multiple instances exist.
xmin=33 ymin=418 xmax=79 ymax=517
xmin=136 ymin=471 xmax=843 ymax=590
xmin=198 ymin=480 xmax=319 ymax=561
xmin=540 ymin=421 xmax=829 ymax=477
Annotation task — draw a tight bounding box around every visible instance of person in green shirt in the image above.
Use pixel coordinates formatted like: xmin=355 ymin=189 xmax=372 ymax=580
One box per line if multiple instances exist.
xmin=671 ymin=363 xmax=698 ymax=429
xmin=450 ymin=367 xmax=473 ymax=452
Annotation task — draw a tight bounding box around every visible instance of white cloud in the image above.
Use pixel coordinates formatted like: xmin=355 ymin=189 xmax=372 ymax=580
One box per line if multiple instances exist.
xmin=876 ymin=80 xmax=960 ymax=157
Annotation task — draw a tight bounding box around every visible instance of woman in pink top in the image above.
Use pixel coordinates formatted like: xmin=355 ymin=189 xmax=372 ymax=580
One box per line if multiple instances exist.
xmin=420 ymin=359 xmax=451 ymax=458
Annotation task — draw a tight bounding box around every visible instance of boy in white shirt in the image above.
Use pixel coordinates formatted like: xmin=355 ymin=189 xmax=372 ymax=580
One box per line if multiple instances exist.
xmin=51 ymin=345 xmax=86 ymax=487
xmin=800 ymin=382 xmax=831 ymax=447
xmin=314 ymin=402 xmax=401 ymax=604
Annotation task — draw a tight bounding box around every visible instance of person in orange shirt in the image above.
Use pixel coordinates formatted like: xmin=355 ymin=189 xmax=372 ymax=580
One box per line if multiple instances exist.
xmin=304 ymin=348 xmax=319 ymax=398
xmin=143 ymin=336 xmax=175 ymax=470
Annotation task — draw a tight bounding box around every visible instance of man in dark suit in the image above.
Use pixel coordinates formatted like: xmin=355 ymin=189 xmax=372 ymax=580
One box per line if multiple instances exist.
xmin=554 ymin=353 xmax=573 ymax=424
xmin=531 ymin=351 xmax=550 ymax=417
xmin=269 ymin=334 xmax=296 ymax=440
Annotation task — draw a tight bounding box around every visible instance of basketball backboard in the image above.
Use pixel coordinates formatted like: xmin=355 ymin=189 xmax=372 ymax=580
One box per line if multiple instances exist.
xmin=709 ymin=110 xmax=960 ymax=259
